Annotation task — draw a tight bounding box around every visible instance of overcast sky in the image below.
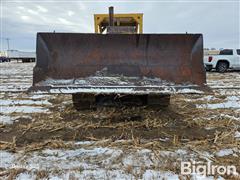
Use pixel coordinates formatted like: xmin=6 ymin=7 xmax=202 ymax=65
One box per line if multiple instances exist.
xmin=0 ymin=0 xmax=239 ymax=51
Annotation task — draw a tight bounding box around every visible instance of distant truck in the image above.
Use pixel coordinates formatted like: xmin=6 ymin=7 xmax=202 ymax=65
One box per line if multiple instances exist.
xmin=0 ymin=56 xmax=10 ymax=63
xmin=7 ymin=50 xmax=36 ymax=63
xmin=204 ymin=49 xmax=240 ymax=72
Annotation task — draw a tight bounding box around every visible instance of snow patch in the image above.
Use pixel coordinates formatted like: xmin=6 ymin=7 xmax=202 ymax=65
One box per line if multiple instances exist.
xmin=197 ymin=96 xmax=240 ymax=109
xmin=0 ymin=99 xmax=51 ymax=106
xmin=0 ymin=151 xmax=15 ymax=168
xmin=0 ymin=106 xmax=49 ymax=114
xmin=0 ymin=115 xmax=14 ymax=124
xmin=30 ymin=94 xmax=51 ymax=99
xmin=235 ymin=131 xmax=240 ymax=138
xmin=216 ymin=149 xmax=234 ymax=157
xmin=16 ymin=173 xmax=34 ymax=180
xmin=177 ymin=88 xmax=203 ymax=94
xmin=142 ymin=170 xmax=179 ymax=179
xmin=0 ymin=115 xmax=30 ymax=124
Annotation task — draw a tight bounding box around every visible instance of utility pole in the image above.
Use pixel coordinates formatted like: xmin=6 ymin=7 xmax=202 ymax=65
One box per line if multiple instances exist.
xmin=5 ymin=38 xmax=10 ymax=50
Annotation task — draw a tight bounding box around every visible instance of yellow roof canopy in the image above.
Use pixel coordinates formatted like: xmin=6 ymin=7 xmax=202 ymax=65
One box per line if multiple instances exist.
xmin=94 ymin=13 xmax=143 ymax=34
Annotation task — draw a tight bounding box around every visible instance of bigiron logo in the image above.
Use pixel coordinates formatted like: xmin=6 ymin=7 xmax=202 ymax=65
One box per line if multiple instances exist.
xmin=181 ymin=161 xmax=239 ymax=176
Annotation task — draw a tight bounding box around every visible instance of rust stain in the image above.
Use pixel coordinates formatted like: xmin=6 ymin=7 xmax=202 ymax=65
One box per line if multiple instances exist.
xmin=33 ymin=33 xmax=206 ymax=87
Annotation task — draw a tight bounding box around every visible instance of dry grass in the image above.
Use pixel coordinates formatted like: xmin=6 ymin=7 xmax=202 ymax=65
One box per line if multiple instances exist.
xmin=1 ymin=93 xmax=239 ymax=155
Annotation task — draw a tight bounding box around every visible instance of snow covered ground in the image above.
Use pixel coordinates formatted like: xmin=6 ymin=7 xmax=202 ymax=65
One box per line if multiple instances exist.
xmin=0 ymin=145 xmax=226 ymax=179
xmin=0 ymin=62 xmax=240 ymax=179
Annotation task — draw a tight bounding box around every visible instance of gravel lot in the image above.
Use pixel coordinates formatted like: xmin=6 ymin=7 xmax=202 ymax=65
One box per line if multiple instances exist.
xmin=0 ymin=61 xmax=240 ymax=179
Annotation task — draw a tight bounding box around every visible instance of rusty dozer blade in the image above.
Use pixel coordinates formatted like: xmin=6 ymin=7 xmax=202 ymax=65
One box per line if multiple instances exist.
xmin=29 ymin=33 xmax=207 ymax=94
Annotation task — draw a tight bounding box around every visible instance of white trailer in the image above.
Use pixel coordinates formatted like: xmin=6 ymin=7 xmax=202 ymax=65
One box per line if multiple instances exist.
xmin=7 ymin=50 xmax=36 ymax=62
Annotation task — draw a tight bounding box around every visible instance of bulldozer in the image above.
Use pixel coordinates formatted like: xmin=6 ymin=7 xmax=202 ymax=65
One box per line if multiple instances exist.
xmin=29 ymin=7 xmax=207 ymax=110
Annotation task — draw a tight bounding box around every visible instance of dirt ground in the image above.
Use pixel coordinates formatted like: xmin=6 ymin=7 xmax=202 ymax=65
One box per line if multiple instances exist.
xmin=0 ymin=62 xmax=240 ymax=179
